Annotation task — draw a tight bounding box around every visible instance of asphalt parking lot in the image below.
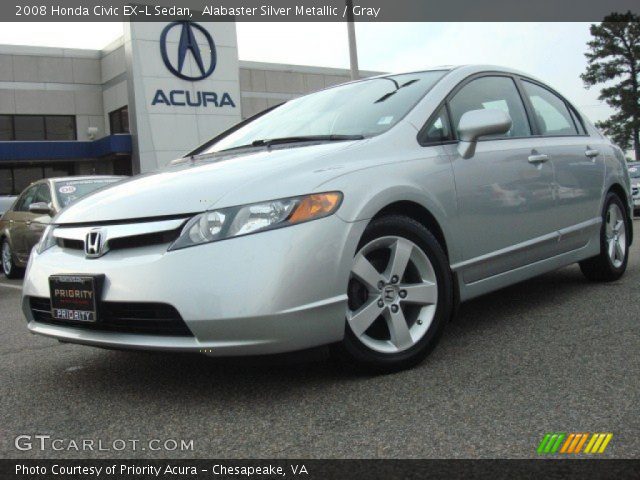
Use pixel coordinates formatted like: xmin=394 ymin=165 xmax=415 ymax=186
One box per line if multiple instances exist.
xmin=0 ymin=222 xmax=639 ymax=460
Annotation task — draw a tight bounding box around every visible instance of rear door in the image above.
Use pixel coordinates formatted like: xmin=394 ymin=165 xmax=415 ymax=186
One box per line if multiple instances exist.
xmin=519 ymin=79 xmax=605 ymax=245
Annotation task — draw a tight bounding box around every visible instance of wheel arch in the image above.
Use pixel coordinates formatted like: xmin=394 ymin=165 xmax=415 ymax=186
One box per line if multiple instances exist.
xmin=371 ymin=201 xmax=449 ymax=258
xmin=607 ymin=183 xmax=633 ymax=245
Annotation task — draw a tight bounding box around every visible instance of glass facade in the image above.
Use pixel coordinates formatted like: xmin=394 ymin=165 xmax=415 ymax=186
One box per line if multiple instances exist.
xmin=109 ymin=106 xmax=129 ymax=134
xmin=0 ymin=115 xmax=76 ymax=141
xmin=0 ymin=164 xmax=74 ymax=196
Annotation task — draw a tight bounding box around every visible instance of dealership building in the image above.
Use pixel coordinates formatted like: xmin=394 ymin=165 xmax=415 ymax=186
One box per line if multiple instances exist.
xmin=0 ymin=21 xmax=379 ymax=196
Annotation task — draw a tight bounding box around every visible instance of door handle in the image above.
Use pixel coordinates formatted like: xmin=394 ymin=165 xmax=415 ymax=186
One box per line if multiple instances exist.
xmin=25 ymin=221 xmax=31 ymax=226
xmin=528 ymin=153 xmax=549 ymax=164
xmin=585 ymin=148 xmax=599 ymax=158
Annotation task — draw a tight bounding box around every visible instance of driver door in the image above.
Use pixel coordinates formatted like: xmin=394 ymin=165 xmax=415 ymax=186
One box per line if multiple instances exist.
xmin=440 ymin=75 xmax=558 ymax=283
xmin=24 ymin=183 xmax=53 ymax=255
xmin=9 ymin=184 xmax=39 ymax=263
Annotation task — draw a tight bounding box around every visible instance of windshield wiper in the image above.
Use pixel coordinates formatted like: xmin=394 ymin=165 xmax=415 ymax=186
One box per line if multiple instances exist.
xmin=217 ymin=134 xmax=364 ymax=153
xmin=374 ymin=78 xmax=420 ymax=103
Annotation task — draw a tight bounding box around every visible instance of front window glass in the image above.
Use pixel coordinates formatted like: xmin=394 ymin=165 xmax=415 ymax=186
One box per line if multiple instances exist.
xmin=15 ymin=184 xmax=39 ymax=211
xmin=449 ymin=76 xmax=532 ymax=139
xmin=203 ymin=71 xmax=447 ymax=153
xmin=422 ymin=106 xmax=453 ymax=143
xmin=33 ymin=184 xmax=51 ymax=204
xmin=54 ymin=178 xmax=121 ymax=207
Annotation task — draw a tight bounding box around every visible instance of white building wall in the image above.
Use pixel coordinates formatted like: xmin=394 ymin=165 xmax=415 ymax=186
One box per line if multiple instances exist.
xmin=0 ymin=45 xmax=105 ymax=141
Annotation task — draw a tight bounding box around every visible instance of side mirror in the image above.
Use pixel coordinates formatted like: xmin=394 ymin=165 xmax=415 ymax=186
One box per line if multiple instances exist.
xmin=29 ymin=202 xmax=53 ymax=216
xmin=457 ymin=109 xmax=512 ymax=159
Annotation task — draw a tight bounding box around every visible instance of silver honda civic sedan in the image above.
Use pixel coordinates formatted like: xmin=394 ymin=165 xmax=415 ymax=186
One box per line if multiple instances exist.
xmin=22 ymin=65 xmax=632 ymax=371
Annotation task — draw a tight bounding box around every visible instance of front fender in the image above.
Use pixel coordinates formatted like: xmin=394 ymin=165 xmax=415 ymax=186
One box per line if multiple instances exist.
xmin=317 ymin=156 xmax=460 ymax=263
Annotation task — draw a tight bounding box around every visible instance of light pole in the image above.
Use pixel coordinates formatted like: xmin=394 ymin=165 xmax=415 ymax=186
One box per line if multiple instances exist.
xmin=345 ymin=0 xmax=359 ymax=80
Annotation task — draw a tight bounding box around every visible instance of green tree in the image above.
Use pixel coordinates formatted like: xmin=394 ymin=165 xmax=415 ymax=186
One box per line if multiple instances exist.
xmin=581 ymin=12 xmax=640 ymax=160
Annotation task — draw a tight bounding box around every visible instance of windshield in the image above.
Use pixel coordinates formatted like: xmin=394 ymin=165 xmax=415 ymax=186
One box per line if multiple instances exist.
xmin=628 ymin=165 xmax=640 ymax=178
xmin=55 ymin=178 xmax=121 ymax=207
xmin=203 ymin=70 xmax=447 ymax=154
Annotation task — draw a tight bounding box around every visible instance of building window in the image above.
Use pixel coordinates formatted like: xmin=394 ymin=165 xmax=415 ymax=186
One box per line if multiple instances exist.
xmin=0 ymin=168 xmax=12 ymax=195
xmin=0 ymin=163 xmax=74 ymax=196
xmin=45 ymin=116 xmax=76 ymax=140
xmin=14 ymin=115 xmax=45 ymax=140
xmin=0 ymin=115 xmax=13 ymax=140
xmin=109 ymin=106 xmax=129 ymax=134
xmin=0 ymin=115 xmax=76 ymax=141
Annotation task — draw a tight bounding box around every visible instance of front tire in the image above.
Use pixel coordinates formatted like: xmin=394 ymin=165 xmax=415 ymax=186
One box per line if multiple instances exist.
xmin=335 ymin=215 xmax=453 ymax=373
xmin=1 ymin=238 xmax=23 ymax=279
xmin=579 ymin=192 xmax=629 ymax=282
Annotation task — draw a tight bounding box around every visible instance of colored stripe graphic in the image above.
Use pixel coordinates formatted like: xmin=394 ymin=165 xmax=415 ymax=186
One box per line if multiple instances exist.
xmin=574 ymin=433 xmax=589 ymax=453
xmin=584 ymin=433 xmax=613 ymax=454
xmin=537 ymin=433 xmax=565 ymax=454
xmin=539 ymin=433 xmax=612 ymax=454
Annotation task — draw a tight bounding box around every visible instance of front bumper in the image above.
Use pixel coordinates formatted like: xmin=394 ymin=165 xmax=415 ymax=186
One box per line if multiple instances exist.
xmin=22 ymin=215 xmax=367 ymax=355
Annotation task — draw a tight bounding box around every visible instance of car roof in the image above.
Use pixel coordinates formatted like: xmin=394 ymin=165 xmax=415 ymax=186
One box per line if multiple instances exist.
xmin=368 ymin=65 xmax=543 ymax=80
xmin=319 ymin=65 xmax=550 ymax=100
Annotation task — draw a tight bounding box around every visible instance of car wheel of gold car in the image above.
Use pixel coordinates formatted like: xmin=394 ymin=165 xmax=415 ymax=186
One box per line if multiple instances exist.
xmin=1 ymin=238 xmax=23 ymax=279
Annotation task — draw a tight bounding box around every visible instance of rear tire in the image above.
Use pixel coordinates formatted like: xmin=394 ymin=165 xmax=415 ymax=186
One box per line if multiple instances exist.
xmin=1 ymin=237 xmax=24 ymax=279
xmin=334 ymin=215 xmax=452 ymax=373
xmin=579 ymin=192 xmax=629 ymax=282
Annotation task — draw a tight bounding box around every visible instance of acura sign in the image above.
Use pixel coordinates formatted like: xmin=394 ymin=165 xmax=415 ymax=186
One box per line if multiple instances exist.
xmin=153 ymin=21 xmax=235 ymax=109
xmin=160 ymin=21 xmax=216 ymax=81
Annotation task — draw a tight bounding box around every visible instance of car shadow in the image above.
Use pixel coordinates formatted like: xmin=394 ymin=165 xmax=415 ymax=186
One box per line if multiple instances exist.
xmin=46 ymin=264 xmax=612 ymax=401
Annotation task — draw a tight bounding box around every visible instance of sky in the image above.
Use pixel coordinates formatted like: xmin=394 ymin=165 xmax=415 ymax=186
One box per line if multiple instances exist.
xmin=0 ymin=22 xmax=611 ymax=123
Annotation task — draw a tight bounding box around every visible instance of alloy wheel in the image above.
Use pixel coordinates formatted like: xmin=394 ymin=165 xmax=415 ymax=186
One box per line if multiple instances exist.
xmin=2 ymin=240 xmax=12 ymax=276
xmin=605 ymin=203 xmax=626 ymax=268
xmin=347 ymin=236 xmax=438 ymax=354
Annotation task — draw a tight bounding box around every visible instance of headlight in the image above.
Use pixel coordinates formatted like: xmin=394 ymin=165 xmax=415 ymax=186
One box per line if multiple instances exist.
xmin=169 ymin=192 xmax=342 ymax=251
xmin=36 ymin=225 xmax=56 ymax=254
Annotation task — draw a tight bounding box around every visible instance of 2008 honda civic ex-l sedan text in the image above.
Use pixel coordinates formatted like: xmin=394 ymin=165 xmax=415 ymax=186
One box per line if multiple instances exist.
xmin=22 ymin=65 xmax=632 ymax=371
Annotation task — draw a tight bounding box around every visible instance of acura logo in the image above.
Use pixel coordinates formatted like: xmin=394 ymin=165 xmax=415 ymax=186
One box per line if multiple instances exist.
xmin=160 ymin=21 xmax=216 ymax=81
xmin=85 ymin=228 xmax=107 ymax=259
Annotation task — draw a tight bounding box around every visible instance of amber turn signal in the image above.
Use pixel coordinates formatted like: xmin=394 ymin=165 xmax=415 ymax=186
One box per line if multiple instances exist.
xmin=288 ymin=192 xmax=342 ymax=224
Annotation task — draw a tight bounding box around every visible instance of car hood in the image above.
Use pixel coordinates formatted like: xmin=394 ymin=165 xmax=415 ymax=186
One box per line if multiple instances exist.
xmin=54 ymin=140 xmax=368 ymax=224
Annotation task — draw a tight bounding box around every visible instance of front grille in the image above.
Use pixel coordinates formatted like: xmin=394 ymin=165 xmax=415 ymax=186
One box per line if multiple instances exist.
xmin=55 ymin=227 xmax=182 ymax=253
xmin=29 ymin=297 xmax=193 ymax=337
xmin=108 ymin=229 xmax=180 ymax=250
xmin=57 ymin=238 xmax=83 ymax=250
